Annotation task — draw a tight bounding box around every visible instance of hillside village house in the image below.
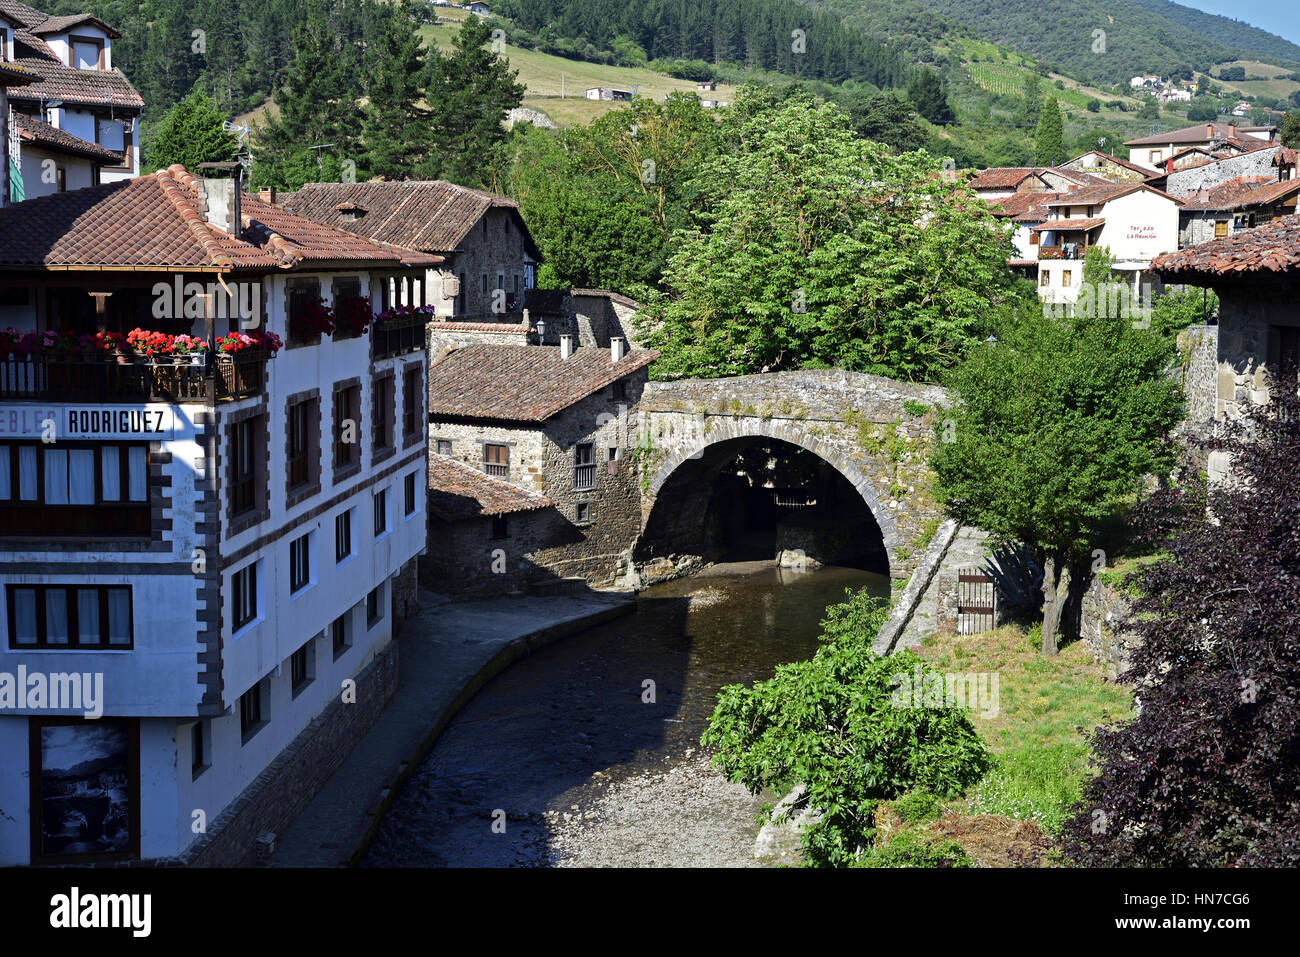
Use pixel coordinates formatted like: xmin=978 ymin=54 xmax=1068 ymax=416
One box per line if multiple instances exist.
xmin=1178 ymin=176 xmax=1300 ymax=247
xmin=281 ymin=180 xmax=540 ymax=319
xmin=1154 ymin=215 xmax=1300 ymax=479
xmin=425 ymin=337 xmax=656 ymax=594
xmin=1159 ymin=144 xmax=1296 ymax=199
xmin=0 ymin=2 xmax=143 ymax=200
xmin=1 ymin=60 xmax=35 ymax=204
xmin=1124 ymin=122 xmax=1278 ymax=173
xmin=0 ymin=165 xmax=435 ymax=866
xmin=1059 ymin=150 xmax=1153 ymax=185
xmin=1032 ymin=183 xmax=1181 ymax=305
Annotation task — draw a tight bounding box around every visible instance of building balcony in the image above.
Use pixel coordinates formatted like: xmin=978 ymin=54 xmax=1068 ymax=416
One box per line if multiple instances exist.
xmin=372 ymin=312 xmax=427 ymax=359
xmin=0 ymin=351 xmax=269 ymax=403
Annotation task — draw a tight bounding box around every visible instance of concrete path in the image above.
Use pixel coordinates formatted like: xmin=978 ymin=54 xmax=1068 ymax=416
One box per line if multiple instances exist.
xmin=270 ymin=588 xmax=635 ymax=867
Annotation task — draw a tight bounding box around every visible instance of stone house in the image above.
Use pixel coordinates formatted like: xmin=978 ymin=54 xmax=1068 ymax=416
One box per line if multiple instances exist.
xmin=1059 ymin=150 xmax=1152 ymax=185
xmin=1125 ymin=122 xmax=1277 ymax=173
xmin=1159 ymin=144 xmax=1295 ymax=199
xmin=1154 ymin=215 xmax=1300 ymax=476
xmin=425 ymin=337 xmax=657 ymax=592
xmin=967 ymin=165 xmax=1098 ymax=202
xmin=280 ymin=180 xmax=541 ymax=318
xmin=1178 ymin=177 xmax=1300 ymax=247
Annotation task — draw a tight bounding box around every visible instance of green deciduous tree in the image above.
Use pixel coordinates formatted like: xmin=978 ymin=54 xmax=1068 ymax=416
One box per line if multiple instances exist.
xmin=843 ymin=91 xmax=926 ymax=153
xmin=1282 ymin=112 xmax=1300 ymax=149
xmin=1034 ymin=96 xmax=1064 ymax=165
xmin=142 ymin=89 xmax=238 ymax=173
xmin=701 ymin=589 xmax=990 ymax=867
xmin=931 ymin=302 xmax=1184 ymax=656
xmin=639 ymin=90 xmax=1018 ymax=382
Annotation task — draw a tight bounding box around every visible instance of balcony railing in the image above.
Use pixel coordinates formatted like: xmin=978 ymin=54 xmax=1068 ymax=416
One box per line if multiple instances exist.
xmin=0 ymin=352 xmax=269 ymax=403
xmin=373 ymin=313 xmax=425 ymax=359
xmin=573 ymin=464 xmax=596 ymax=490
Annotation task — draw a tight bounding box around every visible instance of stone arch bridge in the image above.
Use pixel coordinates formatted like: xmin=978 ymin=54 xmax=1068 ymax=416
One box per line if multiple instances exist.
xmin=631 ymin=369 xmax=949 ymax=581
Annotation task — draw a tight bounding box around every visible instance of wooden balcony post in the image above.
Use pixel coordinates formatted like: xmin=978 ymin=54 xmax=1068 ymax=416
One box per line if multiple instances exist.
xmin=88 ymin=291 xmax=112 ymax=332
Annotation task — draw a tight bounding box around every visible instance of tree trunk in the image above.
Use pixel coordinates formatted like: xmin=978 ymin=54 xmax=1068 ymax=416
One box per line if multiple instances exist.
xmin=1040 ymin=552 xmax=1068 ymax=656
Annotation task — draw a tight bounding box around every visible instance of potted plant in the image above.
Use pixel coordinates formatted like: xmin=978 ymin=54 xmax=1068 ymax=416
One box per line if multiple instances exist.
xmin=333 ymin=295 xmax=374 ymax=338
xmin=290 ymin=297 xmax=335 ymax=340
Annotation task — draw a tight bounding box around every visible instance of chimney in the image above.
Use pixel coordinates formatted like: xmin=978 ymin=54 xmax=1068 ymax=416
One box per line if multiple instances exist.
xmin=197 ymin=162 xmax=242 ymax=237
xmin=610 ymin=337 xmax=627 ymax=362
xmin=1229 ymin=123 xmax=1236 ymax=139
xmin=259 ymin=187 xmax=276 ymax=204
xmin=559 ymin=334 xmax=575 ymax=360
xmin=1206 ymin=124 xmax=1215 ymax=139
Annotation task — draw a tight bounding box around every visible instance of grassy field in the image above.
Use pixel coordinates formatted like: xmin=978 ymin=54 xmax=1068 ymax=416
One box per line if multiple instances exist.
xmin=1207 ymin=59 xmax=1300 ymax=101
xmin=418 ymin=21 xmax=738 ymax=127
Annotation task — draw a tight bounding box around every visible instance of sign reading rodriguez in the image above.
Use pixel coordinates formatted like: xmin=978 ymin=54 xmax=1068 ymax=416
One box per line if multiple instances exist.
xmin=0 ymin=405 xmax=177 ymax=440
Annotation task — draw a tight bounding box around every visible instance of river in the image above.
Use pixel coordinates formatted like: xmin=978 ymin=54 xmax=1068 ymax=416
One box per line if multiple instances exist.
xmin=361 ymin=560 xmax=888 ymax=867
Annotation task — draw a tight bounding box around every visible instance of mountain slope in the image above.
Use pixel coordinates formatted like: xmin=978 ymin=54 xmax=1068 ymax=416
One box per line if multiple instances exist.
xmin=1129 ymin=0 xmax=1300 ymax=66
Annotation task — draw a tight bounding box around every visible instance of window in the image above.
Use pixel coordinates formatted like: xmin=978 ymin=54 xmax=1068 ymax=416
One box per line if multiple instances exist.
xmin=230 ymin=416 xmax=262 ymax=516
xmin=332 ymin=278 xmax=362 ymax=339
xmin=191 ymin=722 xmax=206 ymax=776
xmin=1061 ymin=270 xmax=1072 ymax=287
xmin=287 ymin=281 xmax=322 ymax=345
xmin=335 ymin=509 xmax=352 ymax=563
xmin=290 ymin=532 xmax=311 ymax=593
xmin=608 ymin=447 xmax=618 ymax=462
xmin=331 ymin=614 xmax=350 ymax=659
xmin=456 ymin=272 xmax=467 ymax=315
xmin=1150 ymin=150 xmax=1163 ymax=164
xmin=0 ymin=442 xmax=148 ymax=538
xmin=291 ymin=641 xmax=313 ymax=695
xmin=239 ymin=683 xmax=263 ymax=740
xmin=1029 ymin=231 xmax=1040 ymax=246
xmin=436 ymin=439 xmax=452 ymax=456
xmin=287 ymin=397 xmax=319 ymax=492
xmin=69 ymin=35 xmax=104 ymax=70
xmin=1040 ymin=271 xmax=1051 ymax=287
xmin=56 ymin=168 xmax=66 ymax=193
xmin=232 ymin=563 xmax=258 ymax=630
xmin=405 ymin=472 xmax=417 ymax=516
xmin=333 ymin=384 xmax=362 ymax=473
xmin=367 ymin=585 xmax=384 ymax=627
xmin=1215 ymin=220 xmax=1229 ymax=238
xmin=576 ymin=502 xmax=590 ymax=523
xmin=6 ymin=585 xmax=132 ymax=649
xmin=574 ymin=443 xmax=595 ymax=490
xmin=373 ymin=487 xmax=387 ymax=537
xmin=403 ymin=367 xmax=422 ymax=440
xmin=491 ymin=515 xmax=508 ymax=539
xmin=483 ymin=443 xmax=509 ymax=478
xmin=612 ymin=379 xmax=627 ymax=400
xmin=372 ymin=376 xmax=395 ymax=453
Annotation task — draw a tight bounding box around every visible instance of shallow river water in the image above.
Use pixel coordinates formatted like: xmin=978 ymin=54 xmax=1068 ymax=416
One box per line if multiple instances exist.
xmin=361 ymin=561 xmax=888 ymax=867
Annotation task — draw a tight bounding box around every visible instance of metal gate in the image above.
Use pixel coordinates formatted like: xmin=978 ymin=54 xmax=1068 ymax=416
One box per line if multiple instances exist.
xmin=957 ymin=568 xmax=996 ymax=634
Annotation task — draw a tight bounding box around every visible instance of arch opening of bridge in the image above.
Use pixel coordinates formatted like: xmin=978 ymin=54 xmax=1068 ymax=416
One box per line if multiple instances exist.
xmin=637 ymin=434 xmax=891 ymax=576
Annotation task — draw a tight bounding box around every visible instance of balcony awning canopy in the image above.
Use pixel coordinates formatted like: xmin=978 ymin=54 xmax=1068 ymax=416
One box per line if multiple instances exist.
xmin=1030 ymin=217 xmax=1106 ymax=232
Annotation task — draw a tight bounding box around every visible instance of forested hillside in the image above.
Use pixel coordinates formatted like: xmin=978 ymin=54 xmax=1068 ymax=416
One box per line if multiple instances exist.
xmin=1129 ymin=0 xmax=1300 ymax=66
xmin=490 ymin=0 xmax=913 ymax=87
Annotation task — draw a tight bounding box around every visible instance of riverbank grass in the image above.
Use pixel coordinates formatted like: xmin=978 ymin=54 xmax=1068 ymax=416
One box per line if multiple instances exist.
xmin=899 ymin=624 xmax=1132 ymax=858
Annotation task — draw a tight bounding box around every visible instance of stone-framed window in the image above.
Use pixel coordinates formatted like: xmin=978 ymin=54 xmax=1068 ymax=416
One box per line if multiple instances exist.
xmin=285 ymin=389 xmax=321 ymax=507
xmin=225 ymin=403 xmax=270 ymax=534
xmin=483 ymin=442 xmax=509 ymax=478
xmin=402 ymin=365 xmax=423 ymax=449
xmin=574 ymin=442 xmax=596 ymax=490
xmin=286 ymin=279 xmax=322 ymax=348
xmin=332 ymin=378 xmax=363 ymax=482
xmin=372 ymin=371 xmax=396 ymax=464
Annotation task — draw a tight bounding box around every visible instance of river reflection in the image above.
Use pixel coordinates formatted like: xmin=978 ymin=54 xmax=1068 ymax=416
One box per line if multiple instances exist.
xmin=361 ymin=561 xmax=888 ymax=867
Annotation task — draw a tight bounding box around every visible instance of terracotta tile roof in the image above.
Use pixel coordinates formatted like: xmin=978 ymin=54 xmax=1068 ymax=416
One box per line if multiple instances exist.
xmin=1274 ymin=149 xmax=1299 ymax=167
xmin=967 ymin=168 xmax=1045 ymax=191
xmin=0 ymin=61 xmax=37 ymax=85
xmin=430 ymin=320 xmax=529 ymax=334
xmin=14 ymin=111 xmax=121 ymax=163
xmin=427 ymin=454 xmax=553 ymax=522
xmin=1030 ymin=217 xmax=1106 ymax=232
xmin=1044 ymin=182 xmax=1179 ymax=207
xmin=1126 ymin=123 xmax=1249 ymax=147
xmin=427 ymin=343 xmax=657 ymax=421
xmin=0 ymin=164 xmax=441 ymax=271
xmin=1064 ymin=151 xmax=1151 ymax=176
xmin=1153 ymin=214 xmax=1300 ymax=279
xmin=281 ymin=180 xmax=538 ymax=256
xmin=30 ymin=13 xmax=120 ymax=38
xmin=571 ymin=288 xmax=641 ymax=308
xmin=1181 ymin=177 xmax=1300 ymax=212
xmin=987 ymin=191 xmax=1060 ymax=220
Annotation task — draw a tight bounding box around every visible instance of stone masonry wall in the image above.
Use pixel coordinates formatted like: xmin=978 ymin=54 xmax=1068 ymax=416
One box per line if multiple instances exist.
xmin=639 ymin=370 xmax=949 ymax=580
xmin=1178 ymin=323 xmax=1219 ymax=426
xmin=1078 ymin=577 xmax=1139 ymax=680
xmin=1165 ymin=146 xmax=1282 ymax=198
xmin=179 ymin=637 xmax=398 ymax=867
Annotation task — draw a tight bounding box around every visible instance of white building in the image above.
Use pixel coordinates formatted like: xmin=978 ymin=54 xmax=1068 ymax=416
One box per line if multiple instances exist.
xmin=0 ymin=165 xmax=435 ymax=865
xmin=0 ymin=3 xmax=142 ymax=201
xmin=1032 ymin=183 xmax=1182 ymax=306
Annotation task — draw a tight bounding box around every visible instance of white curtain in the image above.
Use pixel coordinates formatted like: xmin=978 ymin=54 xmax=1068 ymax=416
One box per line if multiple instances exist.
xmin=107 ymin=589 xmax=131 ymax=645
xmin=44 ymin=588 xmax=69 ymax=644
xmin=12 ymin=588 xmax=36 ymax=644
xmin=18 ymin=446 xmax=37 ymax=500
xmin=77 ymin=589 xmax=100 ymax=644
xmin=44 ymin=449 xmax=68 ymax=505
xmin=128 ymin=447 xmax=147 ymax=502
xmin=69 ymin=449 xmax=94 ymax=504
xmin=101 ymin=446 xmax=121 ymax=501
xmin=0 ymin=446 xmax=9 ymax=500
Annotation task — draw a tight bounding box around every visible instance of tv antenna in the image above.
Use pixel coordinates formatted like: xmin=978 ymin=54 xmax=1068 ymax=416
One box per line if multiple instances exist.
xmin=222 ymin=120 xmax=253 ymax=174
